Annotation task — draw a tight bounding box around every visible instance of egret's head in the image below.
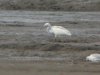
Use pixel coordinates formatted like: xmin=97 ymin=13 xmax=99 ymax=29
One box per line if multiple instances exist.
xmin=86 ymin=55 xmax=95 ymax=61
xmin=44 ymin=23 xmax=51 ymax=27
xmin=86 ymin=56 xmax=90 ymax=61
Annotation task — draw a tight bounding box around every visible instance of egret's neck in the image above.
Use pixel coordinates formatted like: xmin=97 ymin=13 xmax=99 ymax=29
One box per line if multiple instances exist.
xmin=47 ymin=25 xmax=51 ymax=31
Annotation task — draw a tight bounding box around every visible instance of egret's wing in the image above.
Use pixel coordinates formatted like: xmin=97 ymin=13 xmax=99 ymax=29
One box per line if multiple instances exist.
xmin=89 ymin=54 xmax=100 ymax=61
xmin=53 ymin=26 xmax=67 ymax=30
xmin=52 ymin=26 xmax=72 ymax=36
xmin=91 ymin=54 xmax=100 ymax=57
xmin=93 ymin=54 xmax=100 ymax=59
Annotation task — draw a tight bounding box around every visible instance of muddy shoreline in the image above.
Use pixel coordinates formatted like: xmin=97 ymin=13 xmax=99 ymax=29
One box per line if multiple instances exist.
xmin=0 ymin=11 xmax=100 ymax=75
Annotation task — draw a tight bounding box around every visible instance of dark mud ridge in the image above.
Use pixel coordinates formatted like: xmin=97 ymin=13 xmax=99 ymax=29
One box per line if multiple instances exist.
xmin=0 ymin=42 xmax=100 ymax=51
xmin=0 ymin=0 xmax=100 ymax=11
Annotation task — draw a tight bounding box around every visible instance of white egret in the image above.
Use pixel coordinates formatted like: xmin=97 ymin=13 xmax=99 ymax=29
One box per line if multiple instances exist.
xmin=86 ymin=53 xmax=100 ymax=62
xmin=43 ymin=23 xmax=72 ymax=41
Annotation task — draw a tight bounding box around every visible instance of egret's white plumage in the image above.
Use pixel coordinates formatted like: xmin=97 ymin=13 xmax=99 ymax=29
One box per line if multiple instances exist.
xmin=44 ymin=23 xmax=71 ymax=40
xmin=86 ymin=53 xmax=100 ymax=62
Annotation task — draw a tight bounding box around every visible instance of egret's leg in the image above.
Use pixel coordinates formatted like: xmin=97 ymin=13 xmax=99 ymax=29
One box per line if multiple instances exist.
xmin=64 ymin=35 xmax=68 ymax=43
xmin=54 ymin=34 xmax=57 ymax=42
xmin=60 ymin=37 xmax=63 ymax=42
xmin=60 ymin=36 xmax=64 ymax=42
xmin=57 ymin=35 xmax=62 ymax=42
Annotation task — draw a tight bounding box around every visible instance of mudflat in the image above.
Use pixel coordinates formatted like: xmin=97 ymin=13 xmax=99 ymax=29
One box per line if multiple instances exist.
xmin=0 ymin=11 xmax=100 ymax=75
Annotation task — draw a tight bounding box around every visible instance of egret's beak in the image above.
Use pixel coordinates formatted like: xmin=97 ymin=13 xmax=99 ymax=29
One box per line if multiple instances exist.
xmin=40 ymin=23 xmax=46 ymax=31
xmin=86 ymin=56 xmax=89 ymax=61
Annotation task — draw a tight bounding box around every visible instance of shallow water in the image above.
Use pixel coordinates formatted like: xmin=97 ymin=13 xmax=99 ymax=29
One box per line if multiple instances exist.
xmin=0 ymin=11 xmax=100 ymax=61
xmin=0 ymin=11 xmax=100 ymax=24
